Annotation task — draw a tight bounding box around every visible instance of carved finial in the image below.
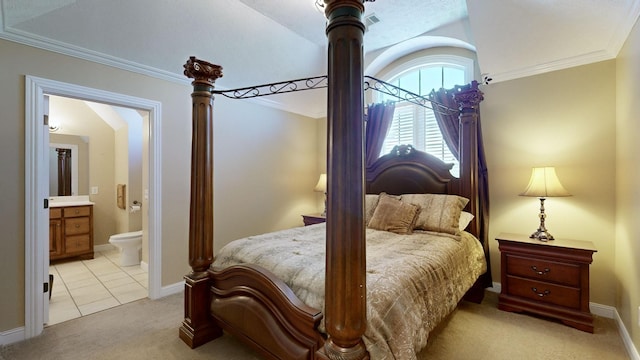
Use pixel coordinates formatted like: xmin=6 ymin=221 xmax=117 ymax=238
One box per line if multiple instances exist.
xmin=453 ymin=80 xmax=484 ymax=111
xmin=184 ymin=56 xmax=223 ymax=86
xmin=392 ymin=144 xmax=415 ymax=157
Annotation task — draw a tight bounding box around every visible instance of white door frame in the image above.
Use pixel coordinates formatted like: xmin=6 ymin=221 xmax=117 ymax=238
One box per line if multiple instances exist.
xmin=24 ymin=75 xmax=163 ymax=338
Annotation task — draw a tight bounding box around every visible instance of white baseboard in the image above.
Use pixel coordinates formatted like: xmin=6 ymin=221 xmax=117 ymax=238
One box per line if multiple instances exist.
xmin=488 ymin=282 xmax=501 ymax=293
xmin=613 ymin=307 xmax=640 ymax=360
xmin=140 ymin=261 xmax=149 ymax=273
xmin=0 ymin=326 xmax=25 ymax=346
xmin=94 ymin=244 xmax=115 ymax=253
xmin=590 ymin=301 xmax=616 ymax=318
xmin=159 ymin=280 xmax=184 ymax=298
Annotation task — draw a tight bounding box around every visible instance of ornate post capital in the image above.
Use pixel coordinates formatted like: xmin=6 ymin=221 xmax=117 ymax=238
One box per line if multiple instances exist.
xmin=184 ymin=56 xmax=223 ymax=87
xmin=453 ymin=80 xmax=484 ymax=112
xmin=324 ymin=0 xmax=365 ymax=14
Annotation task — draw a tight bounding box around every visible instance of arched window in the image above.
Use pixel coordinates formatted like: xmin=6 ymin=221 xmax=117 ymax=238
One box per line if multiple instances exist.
xmin=376 ymin=54 xmax=474 ymax=176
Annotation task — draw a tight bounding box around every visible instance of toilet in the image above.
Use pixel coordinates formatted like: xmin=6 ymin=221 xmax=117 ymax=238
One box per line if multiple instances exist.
xmin=108 ymin=230 xmax=143 ymax=266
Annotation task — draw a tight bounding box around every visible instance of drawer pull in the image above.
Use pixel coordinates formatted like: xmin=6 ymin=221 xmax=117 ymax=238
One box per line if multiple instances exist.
xmin=531 ymin=266 xmax=550 ymax=275
xmin=531 ymin=287 xmax=551 ymax=297
xmin=75 ymin=224 xmax=80 ymax=228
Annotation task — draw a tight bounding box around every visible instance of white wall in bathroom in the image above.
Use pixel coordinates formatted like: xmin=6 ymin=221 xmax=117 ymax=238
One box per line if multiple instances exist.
xmin=114 ymin=124 xmax=130 ymax=234
xmin=126 ymin=109 xmax=144 ymax=233
xmin=49 ymin=96 xmax=117 ymax=246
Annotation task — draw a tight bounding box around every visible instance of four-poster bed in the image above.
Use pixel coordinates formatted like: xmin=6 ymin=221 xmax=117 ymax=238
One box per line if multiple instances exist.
xmin=179 ymin=1 xmax=488 ymax=359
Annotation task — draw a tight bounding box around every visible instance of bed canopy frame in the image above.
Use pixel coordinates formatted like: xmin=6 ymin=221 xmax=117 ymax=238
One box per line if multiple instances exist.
xmin=179 ymin=1 xmax=485 ymax=359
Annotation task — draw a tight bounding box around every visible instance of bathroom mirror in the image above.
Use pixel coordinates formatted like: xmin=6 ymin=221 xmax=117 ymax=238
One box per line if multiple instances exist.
xmin=49 ymin=135 xmax=90 ymax=196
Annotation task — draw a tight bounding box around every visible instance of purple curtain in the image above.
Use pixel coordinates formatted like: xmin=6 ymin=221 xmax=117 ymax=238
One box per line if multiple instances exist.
xmin=430 ymin=85 xmax=493 ymax=288
xmin=365 ymin=102 xmax=396 ymax=168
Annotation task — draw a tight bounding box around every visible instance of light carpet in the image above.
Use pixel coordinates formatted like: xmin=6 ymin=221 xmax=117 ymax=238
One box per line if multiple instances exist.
xmin=0 ymin=291 xmax=629 ymax=360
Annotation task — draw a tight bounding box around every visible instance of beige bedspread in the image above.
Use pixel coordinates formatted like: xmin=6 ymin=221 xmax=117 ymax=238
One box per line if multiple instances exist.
xmin=212 ymin=223 xmax=486 ymax=360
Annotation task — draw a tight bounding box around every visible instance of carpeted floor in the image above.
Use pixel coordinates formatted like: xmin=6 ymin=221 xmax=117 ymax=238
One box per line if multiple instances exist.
xmin=0 ymin=291 xmax=630 ymax=360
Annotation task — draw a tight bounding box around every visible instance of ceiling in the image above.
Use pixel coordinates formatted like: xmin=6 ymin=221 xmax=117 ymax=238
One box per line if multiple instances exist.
xmin=2 ymin=0 xmax=639 ymax=118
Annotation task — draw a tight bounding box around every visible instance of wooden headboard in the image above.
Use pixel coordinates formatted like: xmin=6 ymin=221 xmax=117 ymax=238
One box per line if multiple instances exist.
xmin=366 ymin=145 xmax=459 ymax=196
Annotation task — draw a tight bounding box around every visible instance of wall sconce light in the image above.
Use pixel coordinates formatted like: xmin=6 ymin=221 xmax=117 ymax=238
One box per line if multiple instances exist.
xmin=314 ymin=173 xmax=327 ymax=216
xmin=520 ymin=167 xmax=571 ymax=241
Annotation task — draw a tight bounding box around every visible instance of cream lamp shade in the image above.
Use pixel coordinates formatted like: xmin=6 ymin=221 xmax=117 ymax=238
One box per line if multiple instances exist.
xmin=314 ymin=173 xmax=327 ymax=217
xmin=520 ymin=167 xmax=571 ymax=198
xmin=314 ymin=173 xmax=327 ymax=193
xmin=520 ymin=167 xmax=571 ymax=241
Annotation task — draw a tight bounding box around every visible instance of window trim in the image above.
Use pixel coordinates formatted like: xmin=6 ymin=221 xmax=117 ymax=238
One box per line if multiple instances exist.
xmin=378 ymin=54 xmax=474 ymax=89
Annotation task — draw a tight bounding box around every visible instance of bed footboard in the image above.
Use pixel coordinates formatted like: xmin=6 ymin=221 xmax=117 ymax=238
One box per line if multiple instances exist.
xmin=209 ymin=264 xmax=325 ymax=360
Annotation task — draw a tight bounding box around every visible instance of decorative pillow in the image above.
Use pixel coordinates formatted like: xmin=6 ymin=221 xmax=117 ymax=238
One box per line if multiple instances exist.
xmin=400 ymin=194 xmax=469 ymax=235
xmin=368 ymin=193 xmax=420 ymax=235
xmin=365 ymin=194 xmax=380 ymax=225
xmin=458 ymin=211 xmax=474 ymax=231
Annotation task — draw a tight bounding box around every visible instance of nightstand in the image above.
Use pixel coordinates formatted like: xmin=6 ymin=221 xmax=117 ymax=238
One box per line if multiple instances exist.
xmin=496 ymin=232 xmax=597 ymax=333
xmin=302 ymin=214 xmax=326 ymax=226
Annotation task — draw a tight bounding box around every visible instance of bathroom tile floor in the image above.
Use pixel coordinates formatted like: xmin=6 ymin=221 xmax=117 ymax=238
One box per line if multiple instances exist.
xmin=47 ymin=247 xmax=148 ymax=326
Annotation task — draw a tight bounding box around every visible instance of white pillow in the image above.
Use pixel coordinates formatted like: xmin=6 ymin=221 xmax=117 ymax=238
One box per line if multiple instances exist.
xmin=459 ymin=211 xmax=474 ymax=231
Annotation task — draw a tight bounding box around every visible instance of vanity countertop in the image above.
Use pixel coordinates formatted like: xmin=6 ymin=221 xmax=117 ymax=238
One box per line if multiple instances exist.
xmin=49 ymin=196 xmax=94 ymax=208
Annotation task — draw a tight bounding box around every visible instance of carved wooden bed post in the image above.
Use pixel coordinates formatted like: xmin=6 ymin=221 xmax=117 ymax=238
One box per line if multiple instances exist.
xmin=454 ymin=81 xmax=484 ymax=237
xmin=322 ymin=1 xmax=369 ymax=359
xmin=179 ymin=57 xmax=224 ymax=348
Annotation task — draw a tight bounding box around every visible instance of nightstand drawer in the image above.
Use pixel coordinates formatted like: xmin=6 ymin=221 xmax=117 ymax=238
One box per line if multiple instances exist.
xmin=505 ymin=254 xmax=580 ymax=287
xmin=506 ymin=275 xmax=581 ymax=309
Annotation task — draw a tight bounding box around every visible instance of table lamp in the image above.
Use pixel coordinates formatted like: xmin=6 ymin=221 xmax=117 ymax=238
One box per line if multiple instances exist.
xmin=520 ymin=167 xmax=571 ymax=241
xmin=314 ymin=173 xmax=327 ymax=216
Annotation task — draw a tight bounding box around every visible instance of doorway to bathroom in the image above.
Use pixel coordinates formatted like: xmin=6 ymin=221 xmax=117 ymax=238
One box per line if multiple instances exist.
xmin=47 ymin=94 xmax=149 ymax=325
xmin=24 ymin=76 xmax=163 ymax=339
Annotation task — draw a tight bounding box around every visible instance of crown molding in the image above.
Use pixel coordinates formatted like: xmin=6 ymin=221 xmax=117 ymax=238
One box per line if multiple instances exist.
xmin=0 ymin=26 xmax=321 ymax=117
xmin=0 ymin=27 xmax=189 ymax=85
xmin=486 ymin=49 xmax=616 ymax=84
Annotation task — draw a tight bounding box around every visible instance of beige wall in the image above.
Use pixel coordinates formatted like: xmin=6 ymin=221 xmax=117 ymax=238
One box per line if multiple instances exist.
xmin=616 ymin=14 xmax=640 ymax=351
xmin=316 ymin=116 xmax=328 ymax=211
xmin=0 ymin=38 xmax=319 ymax=333
xmin=211 ymin=97 xmax=320 ymax=252
xmin=482 ymin=61 xmax=617 ymax=306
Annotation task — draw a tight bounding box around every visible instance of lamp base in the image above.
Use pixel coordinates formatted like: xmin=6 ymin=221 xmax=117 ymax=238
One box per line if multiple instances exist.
xmin=530 ymin=229 xmax=555 ymax=242
xmin=529 ymin=197 xmax=555 ymax=242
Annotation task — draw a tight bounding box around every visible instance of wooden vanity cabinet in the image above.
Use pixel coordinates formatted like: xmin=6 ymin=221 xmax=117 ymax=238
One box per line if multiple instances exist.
xmin=49 ymin=205 xmax=94 ymax=261
xmin=49 ymin=208 xmax=63 ymax=258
